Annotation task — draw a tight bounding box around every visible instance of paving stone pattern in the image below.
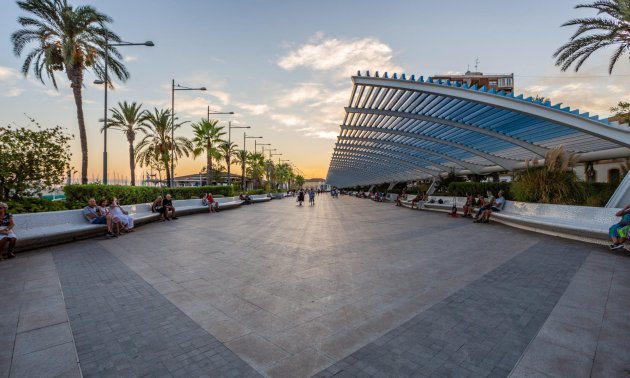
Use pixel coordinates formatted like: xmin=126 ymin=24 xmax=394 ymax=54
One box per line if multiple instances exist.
xmin=315 ymin=239 xmax=591 ymax=378
xmin=53 ymin=245 xmax=260 ymax=378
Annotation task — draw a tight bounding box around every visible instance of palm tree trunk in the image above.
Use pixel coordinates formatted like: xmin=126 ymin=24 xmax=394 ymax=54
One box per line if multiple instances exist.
xmin=67 ymin=66 xmax=88 ymax=184
xmin=128 ymin=142 xmax=136 ymax=186
xmin=206 ymin=141 xmax=212 ymax=186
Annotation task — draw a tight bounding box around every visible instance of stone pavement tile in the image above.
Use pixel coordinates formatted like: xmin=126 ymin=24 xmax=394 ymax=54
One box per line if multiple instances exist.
xmin=225 ymin=333 xmax=288 ymax=371
xmin=267 ymin=320 xmax=333 ymax=354
xmin=512 ymin=338 xmax=593 ymax=377
xmin=16 ymin=302 xmax=68 ymax=333
xmin=318 ymin=327 xmax=373 ymax=361
xmin=13 ymin=322 xmax=73 ymax=356
xmin=265 ymin=347 xmax=333 ymax=378
xmin=198 ymin=318 xmax=252 ymax=343
xmin=21 ymin=276 xmax=60 ymax=291
xmin=315 ymin=304 xmax=373 ymax=333
xmin=546 ymin=304 xmax=604 ymax=330
xmin=152 ymin=280 xmax=184 ymax=294
xmin=536 ymin=319 xmax=600 ymax=357
xmin=9 ymin=341 xmax=79 ymax=378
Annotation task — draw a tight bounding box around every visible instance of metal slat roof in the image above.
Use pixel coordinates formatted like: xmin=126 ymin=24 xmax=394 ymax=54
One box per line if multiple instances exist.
xmin=327 ymin=72 xmax=630 ymax=187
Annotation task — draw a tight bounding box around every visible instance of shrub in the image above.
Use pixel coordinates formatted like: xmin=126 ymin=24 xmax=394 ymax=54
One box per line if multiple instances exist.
xmin=448 ymin=182 xmax=512 ymax=199
xmin=64 ymin=184 xmax=234 ymax=205
xmin=5 ymin=198 xmax=76 ymax=214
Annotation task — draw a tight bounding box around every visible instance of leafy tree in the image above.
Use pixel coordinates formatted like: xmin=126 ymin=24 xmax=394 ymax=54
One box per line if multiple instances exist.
xmin=294 ymin=175 xmax=305 ymax=189
xmin=12 ymin=0 xmax=129 ymax=183
xmin=553 ymin=0 xmax=630 ymax=74
xmin=135 ymin=108 xmax=192 ymax=186
xmin=274 ymin=163 xmax=293 ymax=190
xmin=191 ymin=119 xmax=225 ymax=185
xmin=0 ymin=118 xmax=73 ymax=199
xmin=610 ymin=101 xmax=630 ymax=124
xmin=106 ymin=101 xmax=147 ymax=186
xmin=235 ymin=149 xmax=249 ymax=190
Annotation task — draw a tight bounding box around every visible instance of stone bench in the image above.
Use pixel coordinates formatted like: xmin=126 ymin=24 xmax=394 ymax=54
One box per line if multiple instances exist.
xmin=250 ymin=194 xmax=272 ymax=203
xmin=11 ymin=197 xmax=246 ymax=252
xmin=398 ymin=195 xmax=619 ymax=245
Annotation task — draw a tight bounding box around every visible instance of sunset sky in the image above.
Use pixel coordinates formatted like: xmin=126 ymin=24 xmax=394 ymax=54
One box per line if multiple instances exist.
xmin=1 ymin=0 xmax=629 ymax=181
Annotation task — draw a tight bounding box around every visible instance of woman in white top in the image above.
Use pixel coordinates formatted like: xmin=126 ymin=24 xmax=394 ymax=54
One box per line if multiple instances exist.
xmin=109 ymin=197 xmax=134 ymax=231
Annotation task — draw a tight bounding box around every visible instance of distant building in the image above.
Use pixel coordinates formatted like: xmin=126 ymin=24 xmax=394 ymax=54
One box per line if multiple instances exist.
xmin=433 ymin=71 xmax=514 ymax=93
xmin=304 ymin=178 xmax=330 ymax=191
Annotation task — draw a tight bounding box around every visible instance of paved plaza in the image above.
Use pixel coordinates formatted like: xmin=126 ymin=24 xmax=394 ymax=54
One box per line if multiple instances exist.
xmin=1 ymin=195 xmax=629 ymax=377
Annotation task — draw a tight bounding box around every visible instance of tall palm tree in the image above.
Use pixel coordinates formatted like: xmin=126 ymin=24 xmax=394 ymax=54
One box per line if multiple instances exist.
xmin=107 ymin=101 xmax=147 ymax=186
xmin=11 ymin=0 xmax=129 ymax=184
xmin=191 ymin=119 xmax=225 ymax=185
xmin=218 ymin=141 xmax=239 ymax=184
xmin=554 ymin=0 xmax=630 ymax=74
xmin=235 ymin=149 xmax=249 ymax=191
xmin=246 ymin=152 xmax=266 ymax=189
xmin=135 ymin=108 xmax=192 ymax=186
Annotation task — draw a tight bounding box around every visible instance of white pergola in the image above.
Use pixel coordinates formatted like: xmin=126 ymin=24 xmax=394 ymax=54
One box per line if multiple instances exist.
xmin=326 ymin=71 xmax=630 ymax=207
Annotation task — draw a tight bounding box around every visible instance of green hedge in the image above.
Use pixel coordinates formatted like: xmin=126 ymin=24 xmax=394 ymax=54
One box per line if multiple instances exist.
xmin=63 ymin=184 xmax=234 ymax=205
xmin=448 ymin=182 xmax=512 ymax=199
xmin=5 ymin=198 xmax=79 ymax=214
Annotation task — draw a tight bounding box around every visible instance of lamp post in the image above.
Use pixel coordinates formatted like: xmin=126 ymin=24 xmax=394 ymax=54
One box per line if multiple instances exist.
xmin=207 ymin=106 xmax=233 ymax=122
xmin=94 ymin=37 xmax=154 ymax=184
xmin=227 ymin=123 xmax=249 ymax=185
xmin=171 ymin=80 xmax=206 ymax=187
xmin=256 ymin=142 xmax=270 ymax=155
xmin=242 ymin=133 xmax=262 ymax=190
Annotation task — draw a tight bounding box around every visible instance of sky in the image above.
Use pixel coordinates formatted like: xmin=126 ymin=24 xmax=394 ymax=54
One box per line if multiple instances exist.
xmin=1 ymin=0 xmax=629 ymax=181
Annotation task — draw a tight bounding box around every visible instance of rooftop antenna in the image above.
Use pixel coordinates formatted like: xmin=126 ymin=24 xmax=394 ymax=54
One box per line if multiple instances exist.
xmin=474 ymin=58 xmax=480 ymax=72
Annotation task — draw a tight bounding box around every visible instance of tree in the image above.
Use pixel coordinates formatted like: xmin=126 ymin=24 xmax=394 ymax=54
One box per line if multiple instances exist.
xmin=294 ymin=175 xmax=305 ymax=189
xmin=553 ymin=0 xmax=630 ymax=74
xmin=107 ymin=101 xmax=147 ymax=186
xmin=235 ymin=149 xmax=249 ymax=190
xmin=135 ymin=108 xmax=192 ymax=186
xmin=610 ymin=101 xmax=630 ymax=124
xmin=246 ymin=153 xmax=266 ymax=189
xmin=12 ymin=0 xmax=129 ymax=184
xmin=275 ymin=163 xmax=294 ymax=190
xmin=191 ymin=119 xmax=225 ymax=185
xmin=0 ymin=118 xmax=72 ymax=200
xmin=218 ymin=141 xmax=239 ymax=183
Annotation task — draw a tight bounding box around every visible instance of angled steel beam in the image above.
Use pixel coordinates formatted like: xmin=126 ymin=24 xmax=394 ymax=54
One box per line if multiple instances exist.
xmin=340 ymin=124 xmax=521 ymax=170
xmin=337 ymin=135 xmax=486 ymax=173
xmin=346 ymin=107 xmax=549 ymax=157
xmin=333 ymin=144 xmax=456 ymax=173
xmin=332 ymin=149 xmax=441 ymax=176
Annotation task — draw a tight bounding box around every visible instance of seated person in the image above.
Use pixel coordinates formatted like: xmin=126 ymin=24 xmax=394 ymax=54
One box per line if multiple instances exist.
xmin=410 ymin=192 xmax=425 ymax=209
xmin=474 ymin=193 xmax=485 ymax=208
xmin=204 ymin=193 xmax=218 ymax=213
xmin=109 ymin=197 xmax=134 ymax=232
xmin=462 ymin=192 xmax=474 ymax=217
xmin=0 ymin=202 xmax=17 ymax=259
xmin=474 ymin=190 xmax=495 ymax=221
xmin=609 ymin=203 xmax=630 ymax=250
xmin=152 ymin=196 xmax=166 ymax=220
xmin=395 ymin=193 xmax=403 ymax=207
xmin=162 ymin=194 xmax=177 ymax=220
xmin=98 ymin=198 xmax=123 ymax=235
xmin=479 ymin=190 xmax=506 ymax=223
xmin=83 ymin=198 xmax=115 ymax=238
xmin=239 ymin=193 xmax=252 ymax=205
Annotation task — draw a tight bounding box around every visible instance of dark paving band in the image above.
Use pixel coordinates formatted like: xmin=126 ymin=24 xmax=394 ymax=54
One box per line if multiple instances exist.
xmin=53 ymin=245 xmax=261 ymax=377
xmin=315 ymin=239 xmax=591 ymax=377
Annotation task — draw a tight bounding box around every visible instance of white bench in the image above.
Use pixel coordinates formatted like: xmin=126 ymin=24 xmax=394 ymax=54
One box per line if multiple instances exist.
xmin=250 ymin=194 xmax=272 ymax=203
xmin=11 ymin=197 xmax=246 ymax=252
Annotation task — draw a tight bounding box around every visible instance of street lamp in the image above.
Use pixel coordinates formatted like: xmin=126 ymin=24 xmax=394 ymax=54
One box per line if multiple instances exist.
xmin=94 ymin=37 xmax=153 ymax=184
xmin=256 ymin=142 xmax=271 ymax=154
xmin=171 ymin=80 xmax=206 ymax=187
xmin=227 ymin=123 xmax=249 ymax=185
xmin=242 ymin=133 xmax=262 ymax=190
xmin=207 ymin=106 xmax=233 ymax=122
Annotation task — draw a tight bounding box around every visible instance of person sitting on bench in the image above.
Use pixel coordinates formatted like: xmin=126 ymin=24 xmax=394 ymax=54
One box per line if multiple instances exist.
xmin=462 ymin=192 xmax=474 ymax=217
xmin=162 ymin=194 xmax=177 ymax=220
xmin=476 ymin=190 xmax=506 ymax=223
xmin=609 ymin=203 xmax=630 ymax=250
xmin=411 ymin=192 xmax=425 ymax=209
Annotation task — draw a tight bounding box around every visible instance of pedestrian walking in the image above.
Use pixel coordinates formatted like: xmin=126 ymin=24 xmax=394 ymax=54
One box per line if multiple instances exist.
xmin=308 ymin=188 xmax=315 ymax=206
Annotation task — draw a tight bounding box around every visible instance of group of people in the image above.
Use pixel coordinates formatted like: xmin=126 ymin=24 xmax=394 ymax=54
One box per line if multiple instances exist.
xmin=150 ymin=194 xmax=178 ymax=220
xmin=296 ymin=188 xmax=316 ymax=206
xmin=0 ymin=202 xmax=17 ymax=259
xmin=394 ymin=190 xmax=506 ymax=222
xmin=83 ymin=197 xmax=136 ymax=238
xmin=609 ymin=203 xmax=630 ymax=250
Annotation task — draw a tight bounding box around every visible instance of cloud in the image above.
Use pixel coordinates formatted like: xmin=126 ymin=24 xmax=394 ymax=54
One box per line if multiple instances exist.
xmin=0 ymin=66 xmax=20 ymax=81
xmin=271 ymin=114 xmax=304 ymax=127
xmin=5 ymin=88 xmax=23 ymax=97
xmin=124 ymin=55 xmax=138 ymax=62
xmin=276 ymin=83 xmax=324 ymax=107
xmin=235 ymin=102 xmax=270 ymax=115
xmin=278 ymin=35 xmax=403 ymax=77
xmin=208 ymin=90 xmax=230 ymax=106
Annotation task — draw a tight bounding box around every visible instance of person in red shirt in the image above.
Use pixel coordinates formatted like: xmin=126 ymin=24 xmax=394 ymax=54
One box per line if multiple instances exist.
xmin=205 ymin=193 xmax=218 ymax=213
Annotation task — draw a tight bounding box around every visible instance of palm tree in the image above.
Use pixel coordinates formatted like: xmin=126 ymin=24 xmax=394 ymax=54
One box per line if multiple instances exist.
xmin=218 ymin=141 xmax=239 ymax=185
xmin=107 ymin=101 xmax=147 ymax=186
xmin=554 ymin=0 xmax=630 ymax=74
xmin=275 ymin=163 xmax=293 ymax=190
xmin=235 ymin=149 xmax=249 ymax=190
xmin=135 ymin=108 xmax=192 ymax=186
xmin=191 ymin=119 xmax=225 ymax=185
xmin=246 ymin=152 xmax=266 ymax=189
xmin=12 ymin=0 xmax=129 ymax=184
